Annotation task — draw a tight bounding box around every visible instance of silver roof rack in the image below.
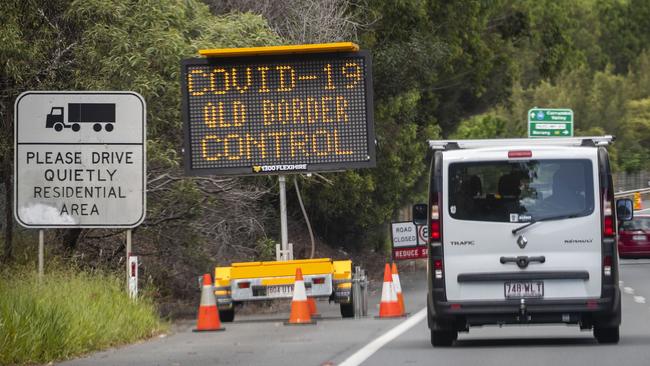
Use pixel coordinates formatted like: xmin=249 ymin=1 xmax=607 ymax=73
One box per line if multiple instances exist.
xmin=428 ymin=136 xmax=614 ymax=150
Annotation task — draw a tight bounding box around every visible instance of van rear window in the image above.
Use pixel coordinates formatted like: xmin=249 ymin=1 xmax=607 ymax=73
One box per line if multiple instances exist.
xmin=448 ymin=159 xmax=594 ymax=223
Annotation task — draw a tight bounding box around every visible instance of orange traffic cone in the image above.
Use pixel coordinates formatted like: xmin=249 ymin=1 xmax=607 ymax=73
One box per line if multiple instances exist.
xmin=376 ymin=263 xmax=403 ymax=318
xmin=284 ymin=268 xmax=317 ymax=325
xmin=194 ymin=273 xmax=225 ymax=332
xmin=307 ymin=297 xmax=321 ymax=318
xmin=391 ymin=263 xmax=406 ymax=316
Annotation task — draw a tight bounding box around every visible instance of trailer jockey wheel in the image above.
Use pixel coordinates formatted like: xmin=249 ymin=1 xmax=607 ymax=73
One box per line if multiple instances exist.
xmin=105 ymin=123 xmax=114 ymax=132
xmin=72 ymin=124 xmax=80 ymax=132
xmin=93 ymin=123 xmax=102 ymax=132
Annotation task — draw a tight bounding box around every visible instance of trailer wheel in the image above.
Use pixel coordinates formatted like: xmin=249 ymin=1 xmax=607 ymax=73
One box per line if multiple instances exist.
xmin=340 ymin=302 xmax=354 ymax=318
xmin=219 ymin=308 xmax=235 ymax=322
xmin=71 ymin=123 xmax=80 ymax=132
xmin=93 ymin=123 xmax=102 ymax=132
xmin=54 ymin=123 xmax=64 ymax=132
xmin=105 ymin=123 xmax=114 ymax=132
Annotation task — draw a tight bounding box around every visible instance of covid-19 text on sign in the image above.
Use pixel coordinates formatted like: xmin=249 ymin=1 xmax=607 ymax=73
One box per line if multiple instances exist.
xmin=181 ymin=51 xmax=375 ymax=175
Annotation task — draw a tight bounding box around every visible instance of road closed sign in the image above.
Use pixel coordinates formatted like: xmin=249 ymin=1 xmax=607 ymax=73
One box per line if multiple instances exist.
xmin=14 ymin=91 xmax=146 ymax=228
xmin=391 ymin=221 xmax=428 ymax=260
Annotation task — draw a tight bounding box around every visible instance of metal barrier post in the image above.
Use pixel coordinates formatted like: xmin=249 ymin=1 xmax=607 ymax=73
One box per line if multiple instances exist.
xmin=360 ymin=268 xmax=368 ymax=317
xmin=353 ymin=266 xmax=368 ymax=318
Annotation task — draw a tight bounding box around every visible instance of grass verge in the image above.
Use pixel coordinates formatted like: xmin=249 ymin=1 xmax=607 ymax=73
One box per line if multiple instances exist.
xmin=0 ymin=265 xmax=167 ymax=365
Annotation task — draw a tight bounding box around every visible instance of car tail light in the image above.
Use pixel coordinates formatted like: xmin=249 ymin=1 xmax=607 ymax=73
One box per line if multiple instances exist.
xmin=603 ymin=189 xmax=614 ymax=238
xmin=508 ymin=150 xmax=532 ymax=158
xmin=237 ymin=281 xmax=251 ymax=289
xmin=434 ymin=259 xmax=443 ymax=279
xmin=603 ymin=255 xmax=612 ymax=277
xmin=312 ymin=277 xmax=325 ymax=285
xmin=430 ymin=193 xmax=441 ymax=241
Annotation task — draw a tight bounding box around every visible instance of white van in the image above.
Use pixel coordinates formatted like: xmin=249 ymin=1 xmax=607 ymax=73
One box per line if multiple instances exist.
xmin=412 ymin=136 xmax=633 ymax=347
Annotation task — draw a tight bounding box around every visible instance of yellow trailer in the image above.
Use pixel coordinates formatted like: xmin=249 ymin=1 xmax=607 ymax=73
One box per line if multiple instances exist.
xmin=214 ymin=258 xmax=353 ymax=321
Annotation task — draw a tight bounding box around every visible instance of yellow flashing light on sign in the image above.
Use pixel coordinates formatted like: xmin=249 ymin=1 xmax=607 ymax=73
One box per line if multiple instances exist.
xmin=199 ymin=42 xmax=359 ymax=58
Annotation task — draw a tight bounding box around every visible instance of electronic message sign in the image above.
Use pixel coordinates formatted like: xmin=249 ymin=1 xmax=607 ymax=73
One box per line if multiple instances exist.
xmin=180 ymin=51 xmax=375 ymax=175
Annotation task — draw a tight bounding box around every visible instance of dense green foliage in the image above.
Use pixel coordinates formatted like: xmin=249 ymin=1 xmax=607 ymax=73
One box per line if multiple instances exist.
xmin=452 ymin=2 xmax=650 ymax=173
xmin=0 ymin=265 xmax=165 ymax=364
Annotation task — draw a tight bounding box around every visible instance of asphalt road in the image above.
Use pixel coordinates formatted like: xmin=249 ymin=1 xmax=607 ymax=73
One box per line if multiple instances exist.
xmin=59 ymin=259 xmax=650 ymax=366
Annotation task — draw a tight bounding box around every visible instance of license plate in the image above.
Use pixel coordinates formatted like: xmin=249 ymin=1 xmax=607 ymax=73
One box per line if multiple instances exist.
xmin=267 ymin=284 xmax=293 ymax=298
xmin=504 ymin=281 xmax=544 ymax=299
xmin=633 ymin=235 xmax=646 ymax=241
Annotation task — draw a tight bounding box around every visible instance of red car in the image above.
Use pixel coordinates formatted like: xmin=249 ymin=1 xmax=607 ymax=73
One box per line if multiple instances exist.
xmin=618 ymin=214 xmax=650 ymax=258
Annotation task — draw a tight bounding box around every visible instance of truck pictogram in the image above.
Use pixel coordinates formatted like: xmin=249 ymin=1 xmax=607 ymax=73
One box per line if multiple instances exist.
xmin=46 ymin=103 xmax=116 ymax=132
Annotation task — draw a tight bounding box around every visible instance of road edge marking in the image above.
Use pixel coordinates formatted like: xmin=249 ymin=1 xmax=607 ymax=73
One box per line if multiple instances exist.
xmin=338 ymin=307 xmax=427 ymax=366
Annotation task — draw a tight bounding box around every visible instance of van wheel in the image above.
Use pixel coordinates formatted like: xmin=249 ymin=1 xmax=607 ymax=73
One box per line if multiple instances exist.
xmin=430 ymin=329 xmax=457 ymax=347
xmin=594 ymin=326 xmax=619 ymax=344
xmin=54 ymin=123 xmax=64 ymax=132
xmin=219 ymin=308 xmax=235 ymax=322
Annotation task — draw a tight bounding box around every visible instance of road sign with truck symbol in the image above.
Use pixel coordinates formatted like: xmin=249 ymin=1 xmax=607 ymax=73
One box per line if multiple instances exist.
xmin=14 ymin=91 xmax=146 ymax=228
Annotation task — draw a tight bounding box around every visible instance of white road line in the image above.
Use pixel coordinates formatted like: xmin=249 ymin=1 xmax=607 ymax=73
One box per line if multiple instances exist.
xmin=338 ymin=307 xmax=427 ymax=366
xmin=624 ymin=287 xmax=635 ymax=295
xmin=634 ymin=296 xmax=646 ymax=304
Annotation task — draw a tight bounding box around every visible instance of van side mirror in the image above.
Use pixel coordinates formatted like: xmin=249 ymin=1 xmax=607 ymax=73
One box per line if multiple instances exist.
xmin=413 ymin=203 xmax=428 ymax=226
xmin=616 ymin=198 xmax=633 ymax=221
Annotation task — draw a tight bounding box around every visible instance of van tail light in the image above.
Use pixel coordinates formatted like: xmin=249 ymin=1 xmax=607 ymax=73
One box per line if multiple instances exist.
xmin=237 ymin=281 xmax=251 ymax=289
xmin=603 ymin=255 xmax=612 ymax=277
xmin=434 ymin=259 xmax=444 ymax=279
xmin=312 ymin=277 xmax=325 ymax=285
xmin=430 ymin=192 xmax=441 ymax=241
xmin=602 ymin=189 xmax=614 ymax=238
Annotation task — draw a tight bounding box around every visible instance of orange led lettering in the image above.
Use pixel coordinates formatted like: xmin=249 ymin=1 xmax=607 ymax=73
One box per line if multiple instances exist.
xmin=246 ymin=133 xmax=267 ymax=159
xmin=224 ymin=134 xmax=243 ymax=160
xmin=290 ymin=131 xmax=309 ymax=157
xmin=231 ymin=67 xmax=252 ymax=93
xmin=268 ymin=132 xmax=287 ymax=158
xmin=333 ymin=129 xmax=353 ymax=155
xmin=335 ymin=96 xmax=349 ymax=123
xmin=201 ymin=135 xmax=222 ymax=161
xmin=258 ymin=66 xmax=270 ymax=92
xmin=210 ymin=68 xmax=229 ymax=95
xmin=312 ymin=130 xmax=331 ymax=156
xmin=203 ymin=102 xmax=226 ymax=128
xmin=277 ymin=99 xmax=290 ymax=124
xmin=324 ymin=64 xmax=335 ymax=90
xmin=277 ymin=65 xmax=296 ymax=92
xmin=306 ymin=97 xmax=319 ymax=123
xmin=292 ymin=99 xmax=305 ymax=124
xmin=232 ymin=100 xmax=246 ymax=127
xmin=263 ymin=100 xmax=275 ymax=125
xmin=188 ymin=69 xmax=210 ymax=96
xmin=343 ymin=62 xmax=362 ymax=88
xmin=321 ymin=96 xmax=333 ymax=123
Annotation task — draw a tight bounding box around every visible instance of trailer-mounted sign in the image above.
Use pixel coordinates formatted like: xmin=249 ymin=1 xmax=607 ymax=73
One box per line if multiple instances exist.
xmin=180 ymin=51 xmax=375 ymax=176
xmin=14 ymin=91 xmax=146 ymax=228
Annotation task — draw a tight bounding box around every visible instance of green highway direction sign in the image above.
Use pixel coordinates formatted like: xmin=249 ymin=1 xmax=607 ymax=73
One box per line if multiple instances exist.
xmin=528 ymin=108 xmax=573 ymax=138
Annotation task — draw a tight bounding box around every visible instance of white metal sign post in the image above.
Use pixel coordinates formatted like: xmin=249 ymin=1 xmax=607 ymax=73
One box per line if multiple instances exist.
xmin=14 ymin=91 xmax=146 ymax=283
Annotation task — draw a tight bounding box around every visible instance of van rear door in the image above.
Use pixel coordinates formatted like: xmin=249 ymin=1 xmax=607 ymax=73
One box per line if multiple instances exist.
xmin=442 ymin=147 xmax=602 ymax=301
